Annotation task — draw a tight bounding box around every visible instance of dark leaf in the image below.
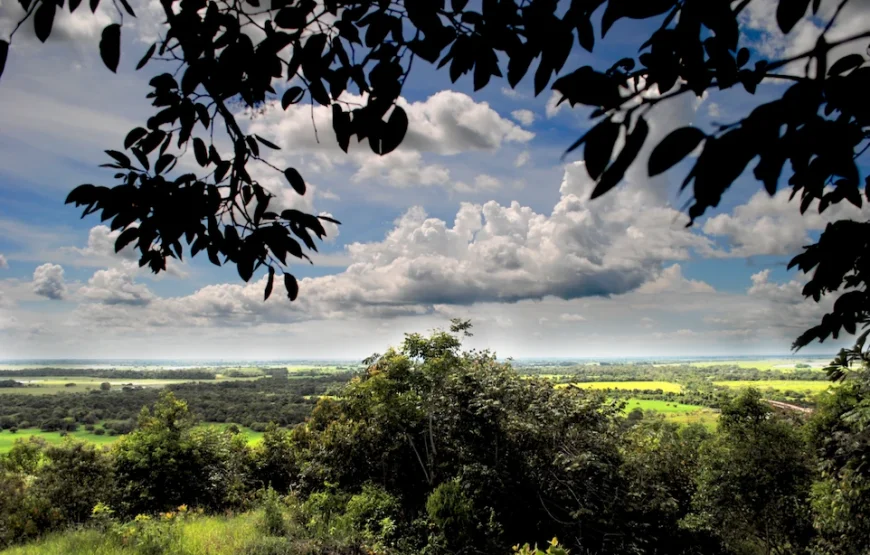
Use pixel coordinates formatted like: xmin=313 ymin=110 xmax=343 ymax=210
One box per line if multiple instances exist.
xmin=69 ymin=0 xmax=82 ymax=11
xmin=776 ymin=0 xmax=811 ymax=34
xmin=193 ymin=138 xmax=209 ymax=167
xmin=34 ymin=0 xmax=57 ymax=43
xmin=89 ymin=0 xmax=99 ymax=12
xmin=155 ymin=154 xmax=175 ymax=175
xmin=124 ymin=127 xmax=148 ymax=149
xmin=375 ymin=106 xmax=408 ymax=155
xmin=99 ymin=24 xmax=121 ymax=73
xmin=118 ymin=0 xmax=134 ymax=16
xmin=255 ymin=134 xmax=280 ymax=150
xmin=114 ymin=227 xmax=139 ymax=252
xmin=284 ymin=273 xmax=299 ymax=301
xmin=284 ymin=167 xmax=306 ymax=195
xmin=281 ymin=86 xmax=305 ymax=109
xmin=828 ymin=53 xmax=865 ymax=76
xmin=648 ymin=127 xmax=706 ymax=177
xmin=264 ymin=267 xmax=275 ymax=300
xmin=584 ymin=118 xmax=620 ymax=181
xmin=105 ymin=150 xmax=131 ymax=167
xmin=0 ymin=41 xmax=10 ymax=82
xmin=592 ymin=117 xmax=649 ymax=199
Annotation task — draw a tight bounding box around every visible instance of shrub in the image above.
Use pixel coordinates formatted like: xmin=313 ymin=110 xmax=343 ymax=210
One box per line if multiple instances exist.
xmin=259 ymin=487 xmax=289 ymax=536
xmin=512 ymin=538 xmax=569 ymax=555
xmin=94 ymin=428 xmax=106 ymax=436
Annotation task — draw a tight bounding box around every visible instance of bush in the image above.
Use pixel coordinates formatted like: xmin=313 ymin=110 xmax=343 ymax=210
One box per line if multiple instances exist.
xmin=259 ymin=487 xmax=289 ymax=536
xmin=94 ymin=428 xmax=106 ymax=436
xmin=512 ymin=538 xmax=569 ymax=555
xmin=114 ymin=511 xmax=185 ymax=555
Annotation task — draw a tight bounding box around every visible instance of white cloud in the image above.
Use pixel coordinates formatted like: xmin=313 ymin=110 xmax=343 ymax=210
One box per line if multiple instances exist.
xmin=80 ymin=268 xmax=154 ymax=306
xmin=511 ymin=109 xmax=536 ymax=127
xmin=0 ymin=254 xmax=7 ymax=269
xmin=514 ymin=151 xmax=531 ymax=168
xmin=455 ymin=174 xmax=502 ymax=193
xmin=545 ymin=91 xmax=565 ymax=118
xmin=702 ymin=189 xmax=868 ymax=258
xmin=559 ymin=313 xmax=586 ymax=322
xmin=32 ymin=263 xmax=66 ymax=300
xmin=246 ymin=90 xmax=532 ymax=193
xmin=501 ymin=87 xmax=524 ymax=99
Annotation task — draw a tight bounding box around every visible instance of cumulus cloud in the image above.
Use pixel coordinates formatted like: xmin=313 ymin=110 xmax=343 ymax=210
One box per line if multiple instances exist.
xmin=0 ymin=0 xmax=113 ymax=44
xmin=246 ymin=90 xmax=534 ymax=190
xmin=80 ymin=268 xmax=155 ymax=306
xmin=511 ymin=109 xmax=536 ymax=126
xmin=33 ymin=263 xmax=66 ymax=300
xmin=0 ymin=254 xmax=7 ymax=269
xmin=559 ymin=313 xmax=586 ymax=322
xmin=454 ymin=174 xmax=502 ymax=193
xmin=702 ymin=189 xmax=868 ymax=258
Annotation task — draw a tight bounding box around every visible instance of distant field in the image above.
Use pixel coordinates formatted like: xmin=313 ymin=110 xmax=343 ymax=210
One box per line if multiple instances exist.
xmin=0 ymin=424 xmax=265 ymax=453
xmin=685 ymin=359 xmax=827 ymax=371
xmin=713 ymin=380 xmax=831 ymax=393
xmin=0 ymin=375 xmax=262 ymax=395
xmin=622 ymin=399 xmax=719 ymax=428
xmin=557 ymin=381 xmax=682 ymax=393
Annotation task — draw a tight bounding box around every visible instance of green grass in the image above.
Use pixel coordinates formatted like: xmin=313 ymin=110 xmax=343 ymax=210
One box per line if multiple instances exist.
xmin=0 ymin=428 xmax=117 ymax=452
xmin=0 ymin=424 xmax=265 ymax=454
xmin=0 ymin=512 xmax=263 ymax=555
xmin=622 ymin=398 xmax=719 ymax=429
xmin=557 ymin=381 xmax=683 ymax=393
xmin=713 ymin=380 xmax=831 ymax=393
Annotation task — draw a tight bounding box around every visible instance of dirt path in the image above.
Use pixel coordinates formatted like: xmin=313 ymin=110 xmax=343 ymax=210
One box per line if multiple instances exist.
xmin=764 ymin=399 xmax=814 ymax=414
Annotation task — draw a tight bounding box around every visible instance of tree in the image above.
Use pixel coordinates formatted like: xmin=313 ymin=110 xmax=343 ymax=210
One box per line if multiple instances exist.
xmin=100 ymin=382 xmax=111 ymax=392
xmin=1 ymin=0 xmax=869 ymax=347
xmin=688 ymin=389 xmax=815 ymax=555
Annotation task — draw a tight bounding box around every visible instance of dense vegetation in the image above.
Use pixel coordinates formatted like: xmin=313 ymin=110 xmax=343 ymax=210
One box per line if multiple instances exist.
xmin=1 ymin=326 xmax=868 ymax=555
xmin=0 ymin=373 xmax=351 ymax=434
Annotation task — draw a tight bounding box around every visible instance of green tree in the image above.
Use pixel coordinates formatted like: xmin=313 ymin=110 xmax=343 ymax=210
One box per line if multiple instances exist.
xmin=111 ymin=391 xmax=253 ymax=515
xmin=806 ymin=340 xmax=870 ymax=555
xmin=1 ymin=1 xmax=867 ymax=347
xmin=689 ymin=389 xmax=814 ymax=555
xmin=31 ymin=441 xmax=113 ymax=525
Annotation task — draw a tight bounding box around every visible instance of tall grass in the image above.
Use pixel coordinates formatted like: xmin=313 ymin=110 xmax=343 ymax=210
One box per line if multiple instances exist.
xmin=0 ymin=513 xmax=262 ymax=555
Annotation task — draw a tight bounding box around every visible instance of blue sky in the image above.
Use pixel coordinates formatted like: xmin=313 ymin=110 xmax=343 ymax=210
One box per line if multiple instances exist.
xmin=0 ymin=0 xmax=866 ymax=359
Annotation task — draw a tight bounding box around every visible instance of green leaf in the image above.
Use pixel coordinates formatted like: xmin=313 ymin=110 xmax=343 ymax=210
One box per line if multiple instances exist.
xmin=284 ymin=167 xmax=306 ymax=195
xmin=281 ymin=86 xmax=305 ymax=109
xmin=776 ymin=0 xmax=811 ymax=34
xmin=648 ymin=127 xmax=706 ymax=177
xmin=34 ymin=0 xmax=57 ymax=43
xmin=264 ymin=267 xmax=275 ymax=300
xmin=284 ymin=273 xmax=299 ymax=301
xmin=136 ymin=43 xmax=156 ymax=71
xmin=99 ymin=24 xmax=121 ymax=73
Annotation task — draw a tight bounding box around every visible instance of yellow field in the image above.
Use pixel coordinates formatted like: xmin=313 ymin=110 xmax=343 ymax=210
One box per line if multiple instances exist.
xmin=713 ymin=380 xmax=831 ymax=393
xmin=557 ymin=381 xmax=682 ymax=393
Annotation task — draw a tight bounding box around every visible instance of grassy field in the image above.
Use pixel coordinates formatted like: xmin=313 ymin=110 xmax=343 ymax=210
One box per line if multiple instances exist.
xmin=0 ymin=512 xmax=264 ymax=555
xmin=622 ymin=398 xmax=719 ymax=429
xmin=0 ymin=424 xmax=265 ymax=454
xmin=712 ymin=380 xmax=831 ymax=393
xmin=557 ymin=381 xmax=683 ymax=393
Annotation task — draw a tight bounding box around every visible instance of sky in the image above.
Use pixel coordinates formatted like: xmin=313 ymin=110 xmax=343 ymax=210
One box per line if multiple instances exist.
xmin=0 ymin=0 xmax=868 ymax=360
